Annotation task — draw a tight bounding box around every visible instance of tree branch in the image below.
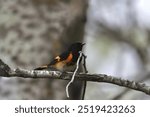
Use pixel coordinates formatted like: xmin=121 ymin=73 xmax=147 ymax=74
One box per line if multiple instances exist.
xmin=0 ymin=59 xmax=150 ymax=96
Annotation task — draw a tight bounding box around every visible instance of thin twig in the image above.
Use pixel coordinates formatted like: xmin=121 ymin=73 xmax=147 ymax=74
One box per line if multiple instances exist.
xmin=81 ymin=53 xmax=88 ymax=100
xmin=66 ymin=51 xmax=83 ymax=98
xmin=82 ymin=53 xmax=88 ymax=73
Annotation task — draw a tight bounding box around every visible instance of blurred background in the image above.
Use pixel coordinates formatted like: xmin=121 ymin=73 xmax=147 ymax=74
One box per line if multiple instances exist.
xmin=0 ymin=0 xmax=150 ymax=99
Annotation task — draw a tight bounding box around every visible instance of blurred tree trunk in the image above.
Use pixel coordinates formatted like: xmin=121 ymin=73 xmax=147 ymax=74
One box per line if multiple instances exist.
xmin=0 ymin=0 xmax=88 ymax=99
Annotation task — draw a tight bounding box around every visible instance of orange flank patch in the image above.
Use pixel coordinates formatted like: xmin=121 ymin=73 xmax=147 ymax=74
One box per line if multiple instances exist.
xmin=66 ymin=53 xmax=73 ymax=63
xmin=51 ymin=53 xmax=73 ymax=70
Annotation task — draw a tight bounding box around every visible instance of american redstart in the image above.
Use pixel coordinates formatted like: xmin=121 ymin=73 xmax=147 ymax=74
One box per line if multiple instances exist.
xmin=34 ymin=42 xmax=85 ymax=71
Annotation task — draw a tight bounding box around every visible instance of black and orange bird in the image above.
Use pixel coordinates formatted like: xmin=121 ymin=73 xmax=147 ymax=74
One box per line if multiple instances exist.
xmin=34 ymin=42 xmax=85 ymax=71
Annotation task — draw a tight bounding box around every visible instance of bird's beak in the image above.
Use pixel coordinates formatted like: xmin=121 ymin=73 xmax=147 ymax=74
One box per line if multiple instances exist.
xmin=82 ymin=43 xmax=86 ymax=46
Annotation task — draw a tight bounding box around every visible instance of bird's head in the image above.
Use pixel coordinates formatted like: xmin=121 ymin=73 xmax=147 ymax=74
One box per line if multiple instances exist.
xmin=68 ymin=42 xmax=85 ymax=53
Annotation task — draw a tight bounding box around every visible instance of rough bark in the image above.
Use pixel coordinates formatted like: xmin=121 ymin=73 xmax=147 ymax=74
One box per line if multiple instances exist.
xmin=0 ymin=0 xmax=88 ymax=99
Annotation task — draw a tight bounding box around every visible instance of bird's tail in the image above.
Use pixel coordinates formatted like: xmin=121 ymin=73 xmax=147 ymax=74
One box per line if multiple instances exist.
xmin=34 ymin=65 xmax=48 ymax=70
